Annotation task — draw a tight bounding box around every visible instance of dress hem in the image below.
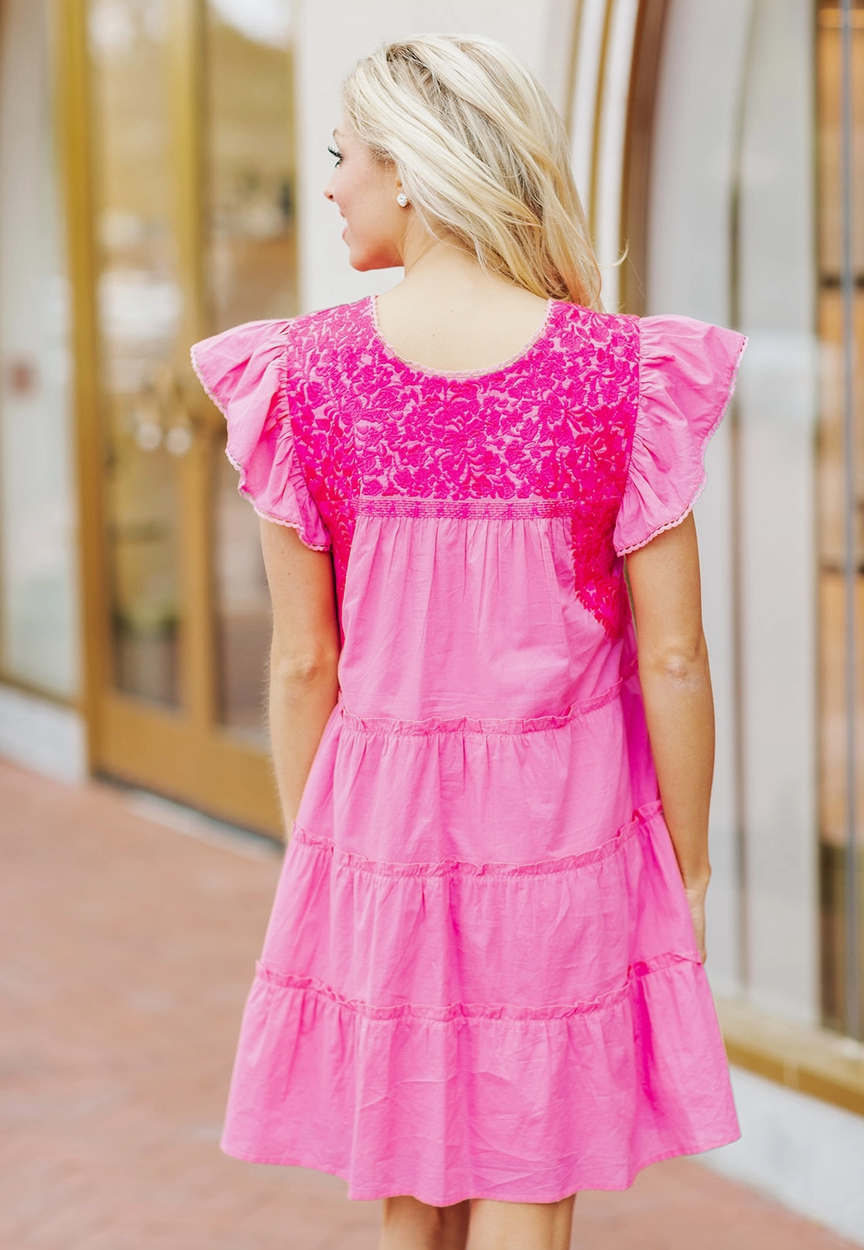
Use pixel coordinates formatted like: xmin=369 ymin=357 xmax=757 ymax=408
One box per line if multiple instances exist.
xmin=218 ymin=1131 xmax=743 ymax=1206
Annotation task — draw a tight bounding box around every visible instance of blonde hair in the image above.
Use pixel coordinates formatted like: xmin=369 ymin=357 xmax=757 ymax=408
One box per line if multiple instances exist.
xmin=341 ymin=35 xmax=602 ymax=310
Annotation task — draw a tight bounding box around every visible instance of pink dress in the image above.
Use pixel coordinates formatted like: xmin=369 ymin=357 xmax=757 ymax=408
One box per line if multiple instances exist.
xmin=191 ymin=295 xmax=746 ymax=1206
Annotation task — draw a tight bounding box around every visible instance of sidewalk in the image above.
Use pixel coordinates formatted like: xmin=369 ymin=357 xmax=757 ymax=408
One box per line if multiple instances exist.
xmin=0 ymin=755 xmax=857 ymax=1250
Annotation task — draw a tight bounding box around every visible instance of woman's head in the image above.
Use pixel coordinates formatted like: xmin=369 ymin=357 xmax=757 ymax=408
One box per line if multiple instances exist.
xmin=326 ymin=34 xmax=601 ymax=308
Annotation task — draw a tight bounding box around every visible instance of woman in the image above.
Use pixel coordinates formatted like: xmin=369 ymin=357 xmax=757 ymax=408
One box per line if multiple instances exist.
xmin=191 ymin=34 xmax=745 ymax=1250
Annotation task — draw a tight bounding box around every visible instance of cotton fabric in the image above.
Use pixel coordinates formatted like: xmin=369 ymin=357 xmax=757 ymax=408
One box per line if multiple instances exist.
xmin=191 ymin=296 xmax=746 ymax=1204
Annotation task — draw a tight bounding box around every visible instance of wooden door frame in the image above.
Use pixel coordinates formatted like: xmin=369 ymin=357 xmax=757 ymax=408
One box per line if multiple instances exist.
xmin=560 ymin=0 xmax=668 ymax=314
xmin=54 ymin=0 xmax=282 ymax=835
xmin=620 ymin=0 xmax=669 ymax=315
xmin=54 ymin=0 xmax=108 ymax=777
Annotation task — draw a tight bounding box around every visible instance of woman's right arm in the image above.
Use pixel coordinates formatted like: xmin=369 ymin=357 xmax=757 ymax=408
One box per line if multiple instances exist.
xmin=260 ymin=518 xmax=341 ymax=839
xmin=624 ymin=511 xmax=714 ymax=962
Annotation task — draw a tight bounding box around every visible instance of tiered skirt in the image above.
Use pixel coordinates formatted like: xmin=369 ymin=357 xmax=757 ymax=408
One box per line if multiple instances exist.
xmin=220 ymin=673 xmax=739 ymax=1204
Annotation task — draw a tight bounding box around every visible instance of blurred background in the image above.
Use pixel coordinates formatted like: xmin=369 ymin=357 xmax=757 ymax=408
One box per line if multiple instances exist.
xmin=1 ymin=0 xmax=864 ymax=1243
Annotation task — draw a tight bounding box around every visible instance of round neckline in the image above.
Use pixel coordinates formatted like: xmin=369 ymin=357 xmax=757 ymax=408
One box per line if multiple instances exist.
xmin=368 ymin=293 xmax=557 ymax=381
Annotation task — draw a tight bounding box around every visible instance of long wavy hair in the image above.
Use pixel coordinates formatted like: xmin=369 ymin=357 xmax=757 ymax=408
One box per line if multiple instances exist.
xmin=341 ymin=34 xmax=602 ymax=309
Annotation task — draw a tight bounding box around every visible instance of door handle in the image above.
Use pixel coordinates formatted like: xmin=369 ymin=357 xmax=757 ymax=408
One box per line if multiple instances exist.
xmin=131 ymin=364 xmax=197 ymax=456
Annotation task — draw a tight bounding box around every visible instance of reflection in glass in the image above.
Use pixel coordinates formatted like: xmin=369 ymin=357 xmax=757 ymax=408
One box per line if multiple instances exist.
xmin=205 ymin=0 xmax=297 ymax=736
xmin=205 ymin=0 xmax=297 ymax=331
xmin=88 ymin=0 xmax=184 ymax=707
xmin=817 ymin=0 xmax=864 ymax=1037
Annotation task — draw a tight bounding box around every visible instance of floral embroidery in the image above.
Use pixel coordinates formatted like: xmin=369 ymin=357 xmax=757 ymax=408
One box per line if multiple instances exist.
xmin=283 ymin=299 xmax=640 ymax=637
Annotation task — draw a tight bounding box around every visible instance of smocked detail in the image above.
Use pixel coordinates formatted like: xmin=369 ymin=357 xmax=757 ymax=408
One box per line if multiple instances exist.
xmin=357 ymin=495 xmax=590 ymax=520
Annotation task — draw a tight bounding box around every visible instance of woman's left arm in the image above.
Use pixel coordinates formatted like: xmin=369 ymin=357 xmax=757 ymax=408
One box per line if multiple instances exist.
xmin=259 ymin=518 xmax=341 ymax=839
xmin=624 ymin=512 xmax=715 ymax=962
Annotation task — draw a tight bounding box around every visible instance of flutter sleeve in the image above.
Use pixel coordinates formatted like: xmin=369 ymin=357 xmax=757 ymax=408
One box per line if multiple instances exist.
xmin=612 ymin=314 xmax=748 ymax=556
xmin=190 ymin=319 xmax=331 ymax=551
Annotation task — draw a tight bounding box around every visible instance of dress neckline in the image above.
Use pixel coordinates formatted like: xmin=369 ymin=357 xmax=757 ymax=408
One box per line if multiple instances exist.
xmin=367 ymin=294 xmax=558 ymax=381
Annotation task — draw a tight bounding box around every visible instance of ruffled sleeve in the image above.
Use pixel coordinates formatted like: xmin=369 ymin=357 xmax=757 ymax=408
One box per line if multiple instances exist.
xmin=613 ymin=314 xmax=748 ymax=556
xmin=190 ymin=320 xmax=331 ymax=551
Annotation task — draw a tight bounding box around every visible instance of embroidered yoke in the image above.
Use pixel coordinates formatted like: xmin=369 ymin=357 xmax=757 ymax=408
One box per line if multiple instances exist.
xmin=191 ymin=295 xmax=747 ymax=1206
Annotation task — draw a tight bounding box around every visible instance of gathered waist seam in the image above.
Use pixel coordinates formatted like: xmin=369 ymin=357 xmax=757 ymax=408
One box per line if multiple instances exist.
xmin=252 ymin=947 xmax=698 ymax=1022
xmin=338 ymin=655 xmax=638 ymax=737
xmin=290 ymin=797 xmax=663 ymax=879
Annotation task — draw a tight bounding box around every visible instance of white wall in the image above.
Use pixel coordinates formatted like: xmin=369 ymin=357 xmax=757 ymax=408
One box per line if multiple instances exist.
xmin=0 ymin=685 xmax=86 ymax=784
xmin=647 ymin=0 xmax=754 ymax=998
xmin=734 ymin=0 xmax=818 ymax=1022
xmin=294 ymin=0 xmax=555 ymax=313
xmin=0 ymin=0 xmax=79 ymax=698
xmin=647 ymin=0 xmax=819 ymax=1023
xmin=705 ymin=1066 xmax=864 ymax=1245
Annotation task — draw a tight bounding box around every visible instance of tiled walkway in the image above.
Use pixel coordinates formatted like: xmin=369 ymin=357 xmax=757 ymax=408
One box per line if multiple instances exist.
xmin=0 ymin=756 xmax=857 ymax=1250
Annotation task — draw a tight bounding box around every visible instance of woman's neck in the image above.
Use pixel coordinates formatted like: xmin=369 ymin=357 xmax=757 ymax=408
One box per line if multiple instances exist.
xmin=399 ymin=229 xmax=519 ymax=303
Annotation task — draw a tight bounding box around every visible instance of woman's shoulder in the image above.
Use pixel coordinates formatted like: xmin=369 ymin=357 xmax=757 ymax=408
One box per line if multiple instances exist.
xmin=199 ymin=297 xmax=370 ymax=353
xmin=190 ymin=298 xmax=372 ymax=388
xmin=280 ymin=296 xmax=372 ymax=356
xmin=554 ymin=302 xmax=746 ymax=375
xmin=544 ymin=302 xmax=639 ymax=385
xmin=555 ymin=300 xmax=741 ymax=338
xmin=552 ymin=299 xmax=639 ymax=349
xmin=285 ymin=295 xmax=370 ymax=334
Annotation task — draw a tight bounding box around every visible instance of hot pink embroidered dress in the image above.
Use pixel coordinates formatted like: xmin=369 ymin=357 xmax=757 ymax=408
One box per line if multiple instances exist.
xmin=191 ymin=295 xmax=746 ymax=1206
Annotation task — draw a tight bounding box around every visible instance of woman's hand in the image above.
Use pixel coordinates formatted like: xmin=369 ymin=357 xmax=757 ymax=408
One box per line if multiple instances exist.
xmin=683 ymin=880 xmax=708 ymax=964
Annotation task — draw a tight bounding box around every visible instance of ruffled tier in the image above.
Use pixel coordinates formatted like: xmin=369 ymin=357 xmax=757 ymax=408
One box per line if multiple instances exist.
xmin=261 ymin=801 xmax=697 ymax=1010
xmin=293 ymin=668 xmax=661 ymax=867
xmin=222 ymin=800 xmax=740 ymax=1200
xmin=221 ymin=952 xmax=739 ymax=1203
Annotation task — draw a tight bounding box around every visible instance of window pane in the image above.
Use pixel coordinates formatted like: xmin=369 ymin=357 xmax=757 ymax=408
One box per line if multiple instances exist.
xmin=204 ymin=0 xmax=297 ymax=738
xmin=0 ymin=0 xmax=79 ymax=698
xmin=88 ymin=0 xmax=184 ymax=708
xmin=816 ymin=0 xmax=864 ymax=1037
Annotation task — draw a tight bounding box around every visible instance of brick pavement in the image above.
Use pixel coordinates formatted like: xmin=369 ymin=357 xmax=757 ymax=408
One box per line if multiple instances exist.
xmin=0 ymin=755 xmax=858 ymax=1250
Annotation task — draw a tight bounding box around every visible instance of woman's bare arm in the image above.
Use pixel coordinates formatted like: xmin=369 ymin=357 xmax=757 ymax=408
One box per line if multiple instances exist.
xmin=259 ymin=518 xmax=341 ymax=839
xmin=624 ymin=512 xmax=714 ymax=961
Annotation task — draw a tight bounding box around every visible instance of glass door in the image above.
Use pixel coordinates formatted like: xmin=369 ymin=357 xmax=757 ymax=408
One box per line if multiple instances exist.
xmin=204 ymin=0 xmax=298 ymax=740
xmin=817 ymin=0 xmax=864 ymax=1038
xmin=65 ymin=0 xmax=297 ymax=836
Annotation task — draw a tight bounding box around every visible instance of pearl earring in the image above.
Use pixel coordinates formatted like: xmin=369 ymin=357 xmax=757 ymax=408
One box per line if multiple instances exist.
xmin=396 ymin=192 xmax=409 ymax=207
